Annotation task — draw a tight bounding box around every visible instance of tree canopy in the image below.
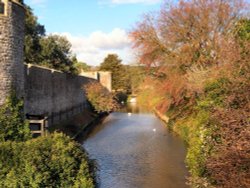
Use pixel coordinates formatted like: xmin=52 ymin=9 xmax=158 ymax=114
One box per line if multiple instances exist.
xmin=39 ymin=35 xmax=77 ymax=73
xmin=99 ymin=54 xmax=129 ymax=91
xmin=24 ymin=5 xmax=45 ymax=65
xmin=24 ymin=5 xmax=87 ymax=74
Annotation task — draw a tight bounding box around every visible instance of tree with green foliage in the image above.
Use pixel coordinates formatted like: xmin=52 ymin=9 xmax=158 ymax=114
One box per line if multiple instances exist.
xmin=0 ymin=133 xmax=94 ymax=188
xmin=24 ymin=5 xmax=45 ymax=64
xmin=39 ymin=35 xmax=77 ymax=73
xmin=17 ymin=0 xmax=24 ymax=4
xmin=73 ymin=57 xmax=91 ymax=73
xmin=125 ymin=65 xmax=146 ymax=94
xmin=0 ymin=93 xmax=31 ymax=142
xmin=99 ymin=54 xmax=129 ymax=91
xmin=24 ymin=6 xmax=79 ymax=74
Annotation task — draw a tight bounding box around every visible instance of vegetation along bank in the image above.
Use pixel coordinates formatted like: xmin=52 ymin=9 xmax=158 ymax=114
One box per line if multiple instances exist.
xmin=131 ymin=0 xmax=250 ymax=187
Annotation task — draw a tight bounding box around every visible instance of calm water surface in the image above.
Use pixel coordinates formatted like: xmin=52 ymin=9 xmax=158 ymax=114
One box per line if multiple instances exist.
xmin=82 ymin=105 xmax=189 ymax=188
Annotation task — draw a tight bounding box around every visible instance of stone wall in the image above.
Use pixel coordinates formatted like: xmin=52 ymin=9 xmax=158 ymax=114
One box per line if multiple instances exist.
xmin=0 ymin=0 xmax=25 ymax=105
xmin=0 ymin=1 xmax=112 ymax=127
xmin=80 ymin=71 xmax=112 ymax=91
xmin=24 ymin=64 xmax=97 ymax=125
xmin=98 ymin=71 xmax=112 ymax=92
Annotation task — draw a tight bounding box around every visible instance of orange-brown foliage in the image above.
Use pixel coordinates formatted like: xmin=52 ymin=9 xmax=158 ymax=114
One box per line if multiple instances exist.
xmin=131 ymin=0 xmax=250 ymax=186
xmin=83 ymin=82 xmax=119 ymax=112
xmin=207 ymin=109 xmax=250 ymax=187
xmin=130 ymin=0 xmax=248 ymax=112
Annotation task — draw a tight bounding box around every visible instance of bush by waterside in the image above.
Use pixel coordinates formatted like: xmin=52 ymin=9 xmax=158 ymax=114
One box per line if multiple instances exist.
xmin=84 ymin=82 xmax=119 ymax=113
xmin=0 ymin=133 xmax=94 ymax=188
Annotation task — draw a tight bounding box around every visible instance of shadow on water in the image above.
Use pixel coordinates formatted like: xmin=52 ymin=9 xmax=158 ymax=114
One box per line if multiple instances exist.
xmin=82 ymin=103 xmax=189 ymax=188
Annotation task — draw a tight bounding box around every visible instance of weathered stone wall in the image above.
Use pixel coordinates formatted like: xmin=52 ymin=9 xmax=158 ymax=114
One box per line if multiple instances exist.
xmin=80 ymin=71 xmax=112 ymax=91
xmin=0 ymin=1 xmax=112 ymax=127
xmin=98 ymin=71 xmax=112 ymax=92
xmin=0 ymin=0 xmax=25 ymax=105
xmin=24 ymin=64 xmax=97 ymax=125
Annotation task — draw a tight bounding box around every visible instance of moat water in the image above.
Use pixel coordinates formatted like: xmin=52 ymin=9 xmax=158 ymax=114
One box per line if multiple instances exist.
xmin=82 ymin=104 xmax=189 ymax=188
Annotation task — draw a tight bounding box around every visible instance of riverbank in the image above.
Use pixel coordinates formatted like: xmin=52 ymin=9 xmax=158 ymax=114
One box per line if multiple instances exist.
xmin=151 ymin=75 xmax=249 ymax=187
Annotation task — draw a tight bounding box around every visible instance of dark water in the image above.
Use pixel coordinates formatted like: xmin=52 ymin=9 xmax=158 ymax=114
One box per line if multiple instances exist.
xmin=82 ymin=104 xmax=189 ymax=188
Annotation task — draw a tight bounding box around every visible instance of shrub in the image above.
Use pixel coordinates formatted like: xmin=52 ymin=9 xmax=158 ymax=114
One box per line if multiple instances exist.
xmin=0 ymin=93 xmax=31 ymax=142
xmin=0 ymin=133 xmax=94 ymax=188
xmin=84 ymin=82 xmax=118 ymax=113
xmin=207 ymin=109 xmax=250 ymax=188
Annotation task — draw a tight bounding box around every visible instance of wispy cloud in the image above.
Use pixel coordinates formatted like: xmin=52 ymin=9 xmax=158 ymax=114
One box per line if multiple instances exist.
xmin=28 ymin=0 xmax=47 ymax=7
xmin=57 ymin=28 xmax=134 ymax=66
xmin=99 ymin=0 xmax=161 ymax=5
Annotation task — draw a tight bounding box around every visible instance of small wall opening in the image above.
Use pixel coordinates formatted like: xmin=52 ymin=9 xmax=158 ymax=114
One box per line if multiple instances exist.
xmin=26 ymin=114 xmax=48 ymax=137
xmin=0 ymin=1 xmax=5 ymax=14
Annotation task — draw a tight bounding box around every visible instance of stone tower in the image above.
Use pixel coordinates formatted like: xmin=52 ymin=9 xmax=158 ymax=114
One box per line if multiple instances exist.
xmin=0 ymin=0 xmax=25 ymax=105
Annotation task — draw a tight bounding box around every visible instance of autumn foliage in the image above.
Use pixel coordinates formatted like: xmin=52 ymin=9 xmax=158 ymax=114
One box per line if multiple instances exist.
xmin=84 ymin=82 xmax=119 ymax=113
xmin=130 ymin=0 xmax=249 ymax=187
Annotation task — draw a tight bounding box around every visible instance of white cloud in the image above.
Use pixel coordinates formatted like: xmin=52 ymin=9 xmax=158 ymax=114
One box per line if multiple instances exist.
xmin=58 ymin=28 xmax=135 ymax=66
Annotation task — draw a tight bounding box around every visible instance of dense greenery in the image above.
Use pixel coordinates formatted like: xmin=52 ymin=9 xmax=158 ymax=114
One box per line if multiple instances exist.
xmin=0 ymin=133 xmax=94 ymax=188
xmin=39 ymin=35 xmax=78 ymax=74
xmin=24 ymin=5 xmax=86 ymax=74
xmin=74 ymin=59 xmax=91 ymax=73
xmin=99 ymin=54 xmax=129 ymax=91
xmin=84 ymin=82 xmax=118 ymax=113
xmin=0 ymin=93 xmax=31 ymax=142
xmin=125 ymin=65 xmax=146 ymax=94
xmin=0 ymin=93 xmax=94 ymax=187
xmin=24 ymin=5 xmax=45 ymax=65
xmin=131 ymin=0 xmax=249 ymax=187
xmin=17 ymin=0 xmax=23 ymax=4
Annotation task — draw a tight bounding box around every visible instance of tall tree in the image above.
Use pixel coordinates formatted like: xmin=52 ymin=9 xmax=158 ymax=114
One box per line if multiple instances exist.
xmin=99 ymin=54 xmax=128 ymax=91
xmin=130 ymin=0 xmax=247 ymax=69
xmin=24 ymin=6 xmax=79 ymax=74
xmin=130 ymin=0 xmax=248 ymax=111
xmin=39 ymin=35 xmax=77 ymax=73
xmin=24 ymin=5 xmax=45 ymax=64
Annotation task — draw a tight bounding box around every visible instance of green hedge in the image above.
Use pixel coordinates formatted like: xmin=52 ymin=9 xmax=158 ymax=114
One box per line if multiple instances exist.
xmin=0 ymin=133 xmax=94 ymax=188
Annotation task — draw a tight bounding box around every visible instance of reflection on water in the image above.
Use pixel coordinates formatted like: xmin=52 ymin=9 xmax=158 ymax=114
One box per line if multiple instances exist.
xmin=119 ymin=103 xmax=151 ymax=114
xmin=82 ymin=104 xmax=189 ymax=188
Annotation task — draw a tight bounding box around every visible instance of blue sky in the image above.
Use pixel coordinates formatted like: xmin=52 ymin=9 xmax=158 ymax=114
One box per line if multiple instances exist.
xmin=25 ymin=0 xmax=163 ymax=66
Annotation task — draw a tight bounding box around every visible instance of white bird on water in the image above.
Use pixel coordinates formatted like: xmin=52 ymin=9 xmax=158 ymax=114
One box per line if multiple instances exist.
xmin=128 ymin=112 xmax=132 ymax=116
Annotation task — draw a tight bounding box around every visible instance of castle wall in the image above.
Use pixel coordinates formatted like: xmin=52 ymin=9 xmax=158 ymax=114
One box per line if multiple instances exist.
xmin=24 ymin=64 xmax=97 ymax=125
xmin=98 ymin=71 xmax=112 ymax=92
xmin=0 ymin=1 xmax=112 ymax=127
xmin=0 ymin=0 xmax=25 ymax=105
xmin=80 ymin=71 xmax=112 ymax=92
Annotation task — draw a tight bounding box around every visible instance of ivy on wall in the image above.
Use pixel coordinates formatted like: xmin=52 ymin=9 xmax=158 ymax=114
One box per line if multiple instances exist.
xmin=0 ymin=92 xmax=31 ymax=142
